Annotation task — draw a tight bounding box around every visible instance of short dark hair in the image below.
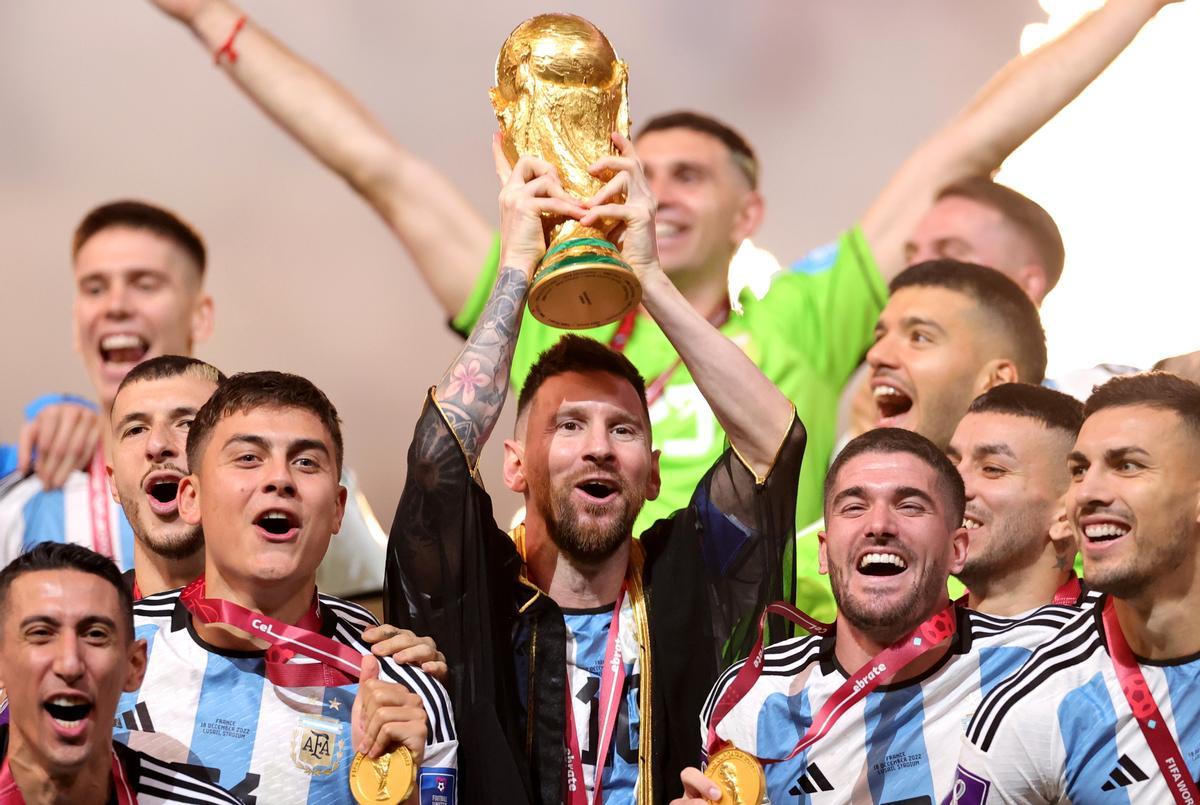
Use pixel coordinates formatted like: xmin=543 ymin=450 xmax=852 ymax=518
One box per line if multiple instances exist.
xmin=1084 ymin=372 xmax=1200 ymax=439
xmin=186 ymin=371 xmax=344 ymax=476
xmin=0 ymin=542 xmax=133 ymax=638
xmin=517 ymin=335 xmax=648 ymax=423
xmin=73 ymin=200 xmax=207 ymax=276
xmin=938 ymin=177 xmax=1065 ymax=292
xmin=890 ymin=260 xmax=1048 ymax=384
xmin=637 ymin=110 xmax=759 ymax=189
xmin=966 ymin=382 xmax=1084 ymax=437
xmin=825 ymin=428 xmax=966 ymax=527
xmin=115 ymin=355 xmax=226 ymax=401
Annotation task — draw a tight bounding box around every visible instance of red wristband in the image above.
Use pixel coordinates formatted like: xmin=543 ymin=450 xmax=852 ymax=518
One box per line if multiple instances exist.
xmin=213 ymin=15 xmax=247 ymax=65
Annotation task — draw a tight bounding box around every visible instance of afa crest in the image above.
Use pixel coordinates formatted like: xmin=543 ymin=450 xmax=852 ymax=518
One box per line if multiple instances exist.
xmin=291 ymin=715 xmax=346 ymax=776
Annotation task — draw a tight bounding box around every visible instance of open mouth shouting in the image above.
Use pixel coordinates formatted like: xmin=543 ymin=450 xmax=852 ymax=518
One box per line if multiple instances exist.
xmin=572 ymin=476 xmax=622 ymax=507
xmin=871 ymin=379 xmax=915 ymax=427
xmin=44 ymin=692 xmax=94 ymax=739
xmin=254 ymin=508 xmax=301 ymax=542
xmin=99 ymin=332 xmax=150 ymax=368
xmin=142 ymin=469 xmax=184 ymax=517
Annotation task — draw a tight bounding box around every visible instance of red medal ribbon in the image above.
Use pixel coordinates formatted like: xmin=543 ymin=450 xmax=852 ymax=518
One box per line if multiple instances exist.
xmin=564 ymin=586 xmax=628 ymax=805
xmin=1103 ymin=597 xmax=1200 ymax=805
xmin=0 ymin=751 xmax=134 ymax=804
xmin=1051 ymin=572 xmax=1083 ymax=606
xmin=180 ymin=577 xmax=361 ymax=687
xmin=86 ymin=446 xmax=114 ymax=559
xmin=705 ymin=600 xmax=957 ymax=760
xmin=607 ymin=303 xmax=730 ymax=409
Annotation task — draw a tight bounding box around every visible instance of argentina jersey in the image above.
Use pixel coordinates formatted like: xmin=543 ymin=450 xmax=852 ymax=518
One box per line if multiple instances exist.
xmin=563 ymin=599 xmax=641 ymax=803
xmin=953 ymin=598 xmax=1200 ymax=804
xmin=0 ymin=469 xmax=135 ymax=571
xmin=116 ymin=588 xmax=458 ymax=805
xmin=699 ymin=605 xmax=1077 ymax=804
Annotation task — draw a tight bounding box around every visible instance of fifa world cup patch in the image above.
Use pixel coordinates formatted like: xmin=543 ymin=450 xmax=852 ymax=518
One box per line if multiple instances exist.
xmin=419 ymin=767 xmax=457 ymax=805
xmin=292 ymin=715 xmax=347 ymax=776
xmin=949 ymin=766 xmax=992 ymax=805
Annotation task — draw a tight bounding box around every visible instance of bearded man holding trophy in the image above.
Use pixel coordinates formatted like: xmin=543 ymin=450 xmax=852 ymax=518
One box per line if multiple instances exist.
xmin=384 ymin=14 xmax=803 ymax=804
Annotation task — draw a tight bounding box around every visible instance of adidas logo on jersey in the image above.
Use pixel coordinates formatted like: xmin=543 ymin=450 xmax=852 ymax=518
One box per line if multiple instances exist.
xmin=1100 ymin=754 xmax=1149 ymax=791
xmin=116 ymin=701 xmax=155 ymax=733
xmin=790 ymin=763 xmax=834 ymax=795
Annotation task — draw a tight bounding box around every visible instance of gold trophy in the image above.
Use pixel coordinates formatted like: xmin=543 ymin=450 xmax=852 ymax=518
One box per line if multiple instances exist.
xmin=491 ymin=13 xmax=642 ymax=329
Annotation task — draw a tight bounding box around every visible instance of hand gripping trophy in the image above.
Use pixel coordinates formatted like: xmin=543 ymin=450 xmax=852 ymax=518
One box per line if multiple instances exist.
xmin=491 ymin=13 xmax=642 ymax=329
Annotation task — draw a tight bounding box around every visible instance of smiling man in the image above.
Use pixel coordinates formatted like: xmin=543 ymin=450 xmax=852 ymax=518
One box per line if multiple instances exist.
xmin=947 ymin=383 xmax=1088 ymax=616
xmin=952 ymin=372 xmax=1200 ymax=803
xmin=115 ymin=371 xmax=457 ymax=803
xmin=794 ymin=260 xmax=1049 ymax=621
xmin=386 ymin=141 xmax=802 ymax=803
xmin=674 ymin=428 xmax=1076 ymax=805
xmin=0 ymin=542 xmax=238 ymax=804
xmin=0 ymin=200 xmax=388 ymax=599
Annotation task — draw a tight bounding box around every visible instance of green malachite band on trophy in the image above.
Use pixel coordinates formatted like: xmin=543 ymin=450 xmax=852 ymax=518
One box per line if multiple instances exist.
xmin=542 ymin=236 xmax=622 ymax=260
xmin=534 ymin=253 xmax=631 ymax=283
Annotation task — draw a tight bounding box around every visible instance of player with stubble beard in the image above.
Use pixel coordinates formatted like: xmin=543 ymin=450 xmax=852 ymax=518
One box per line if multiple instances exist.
xmin=385 ymin=138 xmax=804 ymax=804
xmin=675 ymin=429 xmax=1078 ymax=805
xmin=947 ymin=383 xmax=1091 ymax=617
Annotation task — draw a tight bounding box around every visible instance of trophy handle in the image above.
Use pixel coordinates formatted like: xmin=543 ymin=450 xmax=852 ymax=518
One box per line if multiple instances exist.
xmin=528 ymin=223 xmax=641 ymax=329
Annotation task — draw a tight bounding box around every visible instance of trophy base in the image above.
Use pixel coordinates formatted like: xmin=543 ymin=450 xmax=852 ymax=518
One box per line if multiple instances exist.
xmin=528 ymin=237 xmax=641 ymax=329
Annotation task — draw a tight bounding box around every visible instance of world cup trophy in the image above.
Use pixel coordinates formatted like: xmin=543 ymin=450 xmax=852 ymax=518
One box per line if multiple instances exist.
xmin=491 ymin=13 xmax=642 ymax=329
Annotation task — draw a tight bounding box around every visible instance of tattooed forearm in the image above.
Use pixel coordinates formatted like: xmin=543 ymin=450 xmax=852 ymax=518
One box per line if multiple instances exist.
xmin=429 ymin=265 xmax=530 ymax=466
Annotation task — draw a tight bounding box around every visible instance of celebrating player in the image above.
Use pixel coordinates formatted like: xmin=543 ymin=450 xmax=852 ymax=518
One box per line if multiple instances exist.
xmin=947 ymin=383 xmax=1090 ymax=616
xmin=115 ymin=371 xmax=457 ymax=803
xmin=385 ymin=137 xmax=802 ymax=803
xmin=952 ymin=373 xmax=1200 ymax=803
xmin=0 ymin=200 xmax=387 ymax=599
xmin=674 ymin=428 xmax=1077 ymax=804
xmin=0 ymin=542 xmax=239 ymax=803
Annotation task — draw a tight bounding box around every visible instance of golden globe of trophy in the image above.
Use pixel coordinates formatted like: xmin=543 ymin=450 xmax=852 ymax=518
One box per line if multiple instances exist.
xmin=491 ymin=13 xmax=642 ymax=329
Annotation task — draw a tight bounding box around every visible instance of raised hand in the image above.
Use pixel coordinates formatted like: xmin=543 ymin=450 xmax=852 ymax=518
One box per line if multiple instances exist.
xmin=493 ymin=136 xmax=587 ymax=275
xmin=580 ymin=132 xmax=661 ymax=279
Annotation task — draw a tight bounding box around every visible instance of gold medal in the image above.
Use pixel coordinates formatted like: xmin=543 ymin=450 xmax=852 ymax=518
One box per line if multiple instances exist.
xmin=349 ymin=747 xmax=415 ymax=804
xmin=704 ymin=745 xmax=765 ymax=805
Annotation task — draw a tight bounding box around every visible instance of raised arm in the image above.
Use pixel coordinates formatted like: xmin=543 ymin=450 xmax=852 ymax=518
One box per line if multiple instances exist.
xmin=582 ymin=135 xmax=796 ymax=479
xmin=431 ymin=153 xmax=585 ymax=468
xmin=861 ymin=0 xmax=1179 ymax=281
xmin=148 ymin=0 xmax=492 ymax=315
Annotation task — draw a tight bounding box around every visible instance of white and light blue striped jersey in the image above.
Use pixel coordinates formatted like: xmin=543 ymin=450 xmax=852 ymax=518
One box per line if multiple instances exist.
xmin=116 ymin=588 xmax=458 ymax=805
xmin=563 ymin=601 xmax=640 ymax=804
xmin=699 ymin=605 xmax=1077 ymax=804
xmin=0 ymin=471 xmax=135 ymax=570
xmin=0 ymin=467 xmax=389 ymax=597
xmin=952 ymin=597 xmax=1200 ymax=804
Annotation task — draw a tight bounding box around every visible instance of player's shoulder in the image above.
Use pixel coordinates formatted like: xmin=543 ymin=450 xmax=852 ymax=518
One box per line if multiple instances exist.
xmin=965 ymin=601 xmax=1082 ymax=645
xmin=318 ymin=592 xmax=380 ymax=635
xmin=132 ymin=586 xmax=183 ymax=623
xmin=116 ymin=741 xmax=241 ymax=804
xmin=702 ymin=633 xmax=824 ymax=725
xmin=966 ymin=605 xmax=1106 ymax=751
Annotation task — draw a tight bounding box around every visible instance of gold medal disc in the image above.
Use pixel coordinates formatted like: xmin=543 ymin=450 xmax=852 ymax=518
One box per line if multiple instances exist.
xmin=704 ymin=745 xmax=765 ymax=805
xmin=349 ymin=746 xmax=415 ymax=804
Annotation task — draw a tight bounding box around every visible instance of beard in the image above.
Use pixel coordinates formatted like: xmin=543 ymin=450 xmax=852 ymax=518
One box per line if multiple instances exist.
xmin=541 ymin=477 xmax=645 ymax=564
xmin=1086 ymin=511 xmax=1193 ymax=598
xmin=956 ymin=506 xmax=1047 ymax=591
xmin=124 ymin=495 xmax=205 ymax=561
xmin=829 ymin=547 xmax=950 ymax=639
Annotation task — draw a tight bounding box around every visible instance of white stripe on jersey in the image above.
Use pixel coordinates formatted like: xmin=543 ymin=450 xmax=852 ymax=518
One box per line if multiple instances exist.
xmin=125 ymin=747 xmax=242 ymax=804
xmin=701 ymin=606 xmax=1075 ymax=804
xmin=119 ymin=588 xmax=457 ymax=804
xmin=955 ymin=599 xmax=1200 ymax=803
xmin=0 ymin=470 xmax=131 ymax=569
